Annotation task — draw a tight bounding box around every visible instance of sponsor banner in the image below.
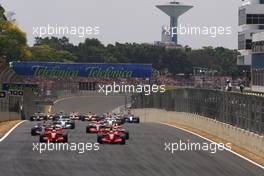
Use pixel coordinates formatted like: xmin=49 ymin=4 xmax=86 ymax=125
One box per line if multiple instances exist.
xmin=2 ymin=83 xmax=39 ymax=92
xmin=10 ymin=61 xmax=152 ymax=78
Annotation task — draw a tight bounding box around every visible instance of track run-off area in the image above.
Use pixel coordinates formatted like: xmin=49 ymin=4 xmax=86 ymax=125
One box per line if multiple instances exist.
xmin=0 ymin=96 xmax=263 ymax=176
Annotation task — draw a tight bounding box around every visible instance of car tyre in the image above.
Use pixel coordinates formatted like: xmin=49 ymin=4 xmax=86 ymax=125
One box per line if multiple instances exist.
xmin=39 ymin=134 xmax=45 ymax=143
xmin=134 ymin=117 xmax=140 ymax=123
xmin=63 ymin=134 xmax=68 ymax=143
xmin=86 ymin=126 xmax=91 ymax=133
xmin=120 ymin=134 xmax=126 ymax=145
xmin=97 ymin=134 xmax=103 ymax=144
xmin=71 ymin=123 xmax=75 ymax=129
xmin=31 ymin=128 xmax=37 ymax=136
xmin=124 ymin=131 xmax=129 ymax=140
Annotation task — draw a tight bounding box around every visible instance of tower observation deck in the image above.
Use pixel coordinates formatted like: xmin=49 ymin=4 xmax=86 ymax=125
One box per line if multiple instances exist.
xmin=156 ymin=1 xmax=193 ymax=44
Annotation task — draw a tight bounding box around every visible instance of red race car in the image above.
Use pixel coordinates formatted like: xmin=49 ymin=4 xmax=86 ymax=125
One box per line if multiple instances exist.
xmin=97 ymin=128 xmax=126 ymax=145
xmin=102 ymin=125 xmax=129 ymax=139
xmin=39 ymin=126 xmax=68 ymax=143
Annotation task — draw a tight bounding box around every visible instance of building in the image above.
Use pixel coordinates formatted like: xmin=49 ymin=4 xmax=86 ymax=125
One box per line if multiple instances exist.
xmin=237 ymin=0 xmax=264 ymax=69
xmin=156 ymin=1 xmax=193 ymax=44
xmin=251 ymin=32 xmax=264 ymax=91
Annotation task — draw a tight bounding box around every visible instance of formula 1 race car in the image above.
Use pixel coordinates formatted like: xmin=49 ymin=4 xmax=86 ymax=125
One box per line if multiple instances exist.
xmin=52 ymin=112 xmax=70 ymax=121
xmin=86 ymin=121 xmax=106 ymax=133
xmin=69 ymin=112 xmax=79 ymax=120
xmin=97 ymin=129 xmax=126 ymax=145
xmin=39 ymin=126 xmax=68 ymax=143
xmin=52 ymin=112 xmax=75 ymax=129
xmin=31 ymin=122 xmax=50 ymax=136
xmin=103 ymin=125 xmax=129 ymax=140
xmin=79 ymin=112 xmax=102 ymax=121
xmin=53 ymin=119 xmax=75 ymax=129
xmin=123 ymin=114 xmax=140 ymax=123
xmin=110 ymin=114 xmax=125 ymax=125
xmin=29 ymin=112 xmax=48 ymax=121
xmin=105 ymin=117 xmax=116 ymax=125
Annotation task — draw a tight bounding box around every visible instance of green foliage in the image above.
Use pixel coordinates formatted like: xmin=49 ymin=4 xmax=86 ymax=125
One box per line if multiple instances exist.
xmin=189 ymin=46 xmax=239 ymax=76
xmin=30 ymin=44 xmax=76 ymax=62
xmin=35 ymin=36 xmax=76 ymax=52
xmin=34 ymin=36 xmax=239 ymax=76
xmin=0 ymin=4 xmax=32 ymax=63
xmin=0 ymin=4 xmax=7 ymax=22
xmin=0 ymin=21 xmax=32 ymax=62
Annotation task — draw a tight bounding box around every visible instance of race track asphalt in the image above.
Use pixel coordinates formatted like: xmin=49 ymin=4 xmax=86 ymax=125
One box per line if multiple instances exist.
xmin=0 ymin=95 xmax=263 ymax=176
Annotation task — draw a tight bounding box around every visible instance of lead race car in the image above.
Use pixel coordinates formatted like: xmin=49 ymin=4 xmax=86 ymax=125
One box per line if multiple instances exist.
xmin=103 ymin=124 xmax=129 ymax=140
xmin=39 ymin=125 xmax=68 ymax=143
xmin=97 ymin=127 xmax=126 ymax=145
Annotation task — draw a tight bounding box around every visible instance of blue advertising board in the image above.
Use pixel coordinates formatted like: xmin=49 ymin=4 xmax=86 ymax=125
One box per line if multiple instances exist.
xmin=10 ymin=61 xmax=152 ymax=78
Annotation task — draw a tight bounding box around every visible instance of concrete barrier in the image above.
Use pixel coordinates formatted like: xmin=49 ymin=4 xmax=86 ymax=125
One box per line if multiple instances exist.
xmin=0 ymin=112 xmax=20 ymax=122
xmin=132 ymin=108 xmax=264 ymax=158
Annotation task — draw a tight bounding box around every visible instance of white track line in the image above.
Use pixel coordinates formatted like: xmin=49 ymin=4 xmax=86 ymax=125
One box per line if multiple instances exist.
xmin=159 ymin=122 xmax=264 ymax=170
xmin=0 ymin=120 xmax=26 ymax=142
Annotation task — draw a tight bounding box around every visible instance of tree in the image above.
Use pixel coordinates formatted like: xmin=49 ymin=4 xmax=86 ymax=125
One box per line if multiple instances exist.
xmin=35 ymin=36 xmax=76 ymax=53
xmin=31 ymin=36 xmax=239 ymax=76
xmin=0 ymin=4 xmax=31 ymax=62
xmin=0 ymin=4 xmax=7 ymax=21
xmin=76 ymin=38 xmax=105 ymax=63
xmin=30 ymin=44 xmax=76 ymax=62
xmin=0 ymin=21 xmax=32 ymax=62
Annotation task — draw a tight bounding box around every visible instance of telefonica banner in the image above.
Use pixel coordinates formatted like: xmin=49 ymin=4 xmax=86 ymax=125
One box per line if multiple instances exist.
xmin=10 ymin=61 xmax=152 ymax=78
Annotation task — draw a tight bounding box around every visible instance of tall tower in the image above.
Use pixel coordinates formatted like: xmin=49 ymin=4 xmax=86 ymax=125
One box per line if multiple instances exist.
xmin=156 ymin=1 xmax=193 ymax=44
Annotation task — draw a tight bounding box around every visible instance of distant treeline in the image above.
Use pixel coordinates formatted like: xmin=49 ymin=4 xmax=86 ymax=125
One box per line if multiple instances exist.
xmin=31 ymin=37 xmax=240 ymax=76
